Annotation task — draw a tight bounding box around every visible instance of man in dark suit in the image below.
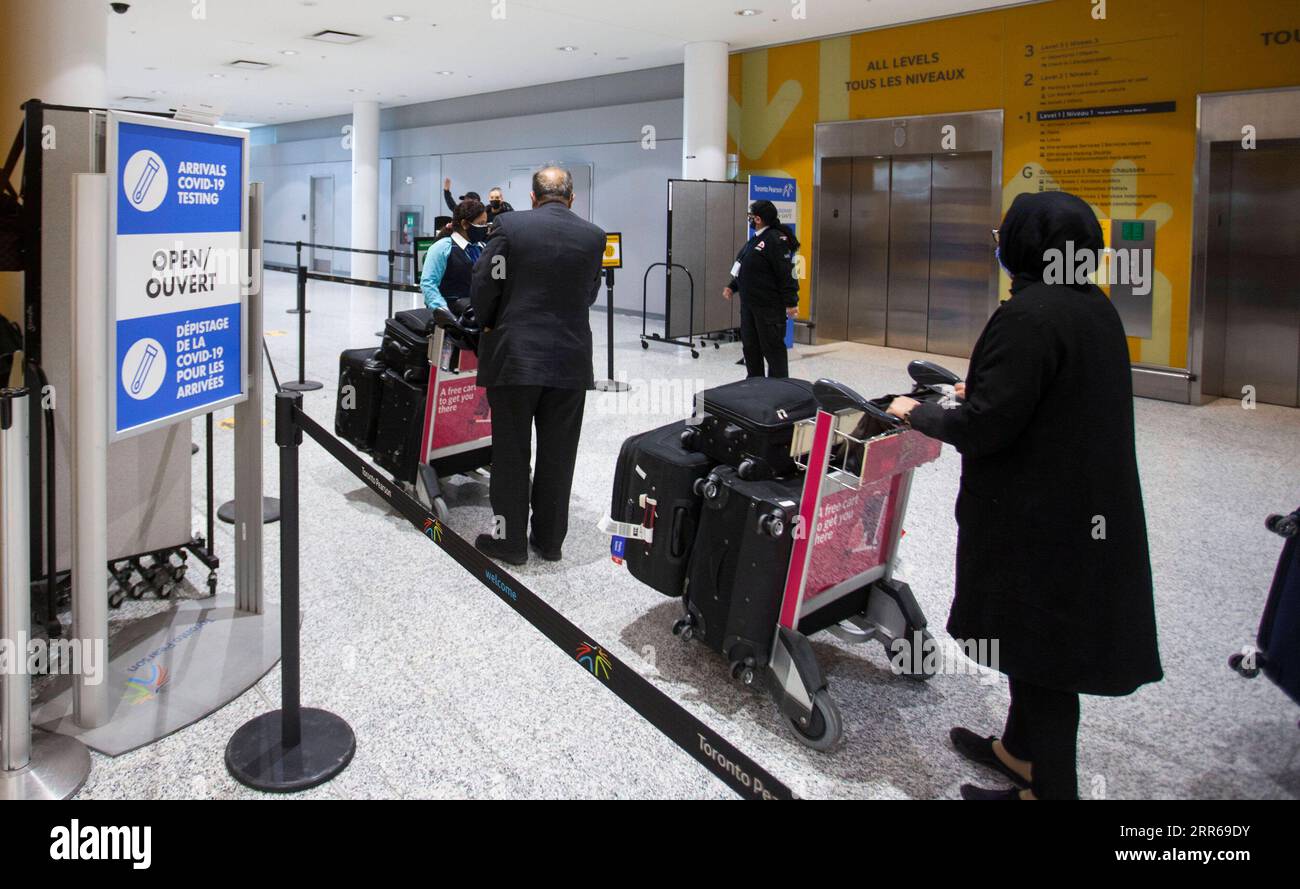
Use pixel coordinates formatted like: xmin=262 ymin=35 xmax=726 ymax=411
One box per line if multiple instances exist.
xmin=470 ymin=166 xmax=606 ymax=565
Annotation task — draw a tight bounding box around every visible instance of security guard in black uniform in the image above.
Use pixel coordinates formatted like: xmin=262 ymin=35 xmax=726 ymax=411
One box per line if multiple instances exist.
xmin=723 ymin=200 xmax=800 ymax=378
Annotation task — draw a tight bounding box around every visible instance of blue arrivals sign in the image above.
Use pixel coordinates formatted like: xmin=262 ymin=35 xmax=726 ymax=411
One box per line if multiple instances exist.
xmin=108 ymin=112 xmax=249 ymax=440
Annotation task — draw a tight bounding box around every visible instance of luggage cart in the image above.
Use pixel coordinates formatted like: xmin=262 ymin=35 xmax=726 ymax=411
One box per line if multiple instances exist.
xmin=410 ymin=311 xmax=493 ymax=523
xmin=672 ymin=366 xmax=957 ymax=750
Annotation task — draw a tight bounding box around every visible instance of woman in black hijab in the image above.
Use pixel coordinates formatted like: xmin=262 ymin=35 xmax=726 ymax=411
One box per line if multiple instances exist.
xmin=887 ymin=191 xmax=1163 ymax=800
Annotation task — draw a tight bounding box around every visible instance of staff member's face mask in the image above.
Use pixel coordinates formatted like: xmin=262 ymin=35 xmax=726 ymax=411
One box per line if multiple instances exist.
xmin=470 ymin=223 xmax=490 ymax=241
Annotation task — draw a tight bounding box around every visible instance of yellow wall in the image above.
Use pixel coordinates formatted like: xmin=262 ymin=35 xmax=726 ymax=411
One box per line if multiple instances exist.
xmin=728 ymin=0 xmax=1300 ymax=369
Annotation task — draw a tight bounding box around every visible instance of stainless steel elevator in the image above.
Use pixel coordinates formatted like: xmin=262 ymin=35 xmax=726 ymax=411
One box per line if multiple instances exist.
xmin=814 ymin=112 xmax=1003 ymax=359
xmin=817 ymin=152 xmax=995 ymax=357
xmin=1201 ymin=139 xmax=1300 ymax=408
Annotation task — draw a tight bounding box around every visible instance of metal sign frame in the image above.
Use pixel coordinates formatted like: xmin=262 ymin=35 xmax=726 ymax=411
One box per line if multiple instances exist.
xmin=106 ymin=110 xmax=250 ymax=442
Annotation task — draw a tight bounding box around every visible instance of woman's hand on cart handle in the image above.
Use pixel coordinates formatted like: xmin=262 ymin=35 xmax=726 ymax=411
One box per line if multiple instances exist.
xmin=887 ymin=396 xmax=920 ymax=423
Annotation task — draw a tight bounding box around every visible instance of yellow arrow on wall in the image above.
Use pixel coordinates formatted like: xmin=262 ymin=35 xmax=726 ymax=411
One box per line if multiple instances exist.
xmin=729 ymin=49 xmax=803 ymax=163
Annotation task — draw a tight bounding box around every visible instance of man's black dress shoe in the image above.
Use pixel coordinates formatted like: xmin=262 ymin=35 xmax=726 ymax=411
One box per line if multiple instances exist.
xmin=528 ymin=535 xmax=562 ymax=562
xmin=475 ymin=534 xmax=527 ymax=566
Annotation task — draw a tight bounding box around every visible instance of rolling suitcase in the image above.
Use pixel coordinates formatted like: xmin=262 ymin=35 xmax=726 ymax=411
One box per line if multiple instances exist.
xmin=380 ymin=310 xmax=433 ymax=382
xmin=335 ymin=347 xmax=386 ymax=452
xmin=681 ymin=377 xmax=817 ymax=480
xmin=372 ymin=368 xmax=427 ymax=483
xmin=609 ymin=420 xmax=716 ymax=598
xmin=684 ymin=466 xmax=803 ymax=671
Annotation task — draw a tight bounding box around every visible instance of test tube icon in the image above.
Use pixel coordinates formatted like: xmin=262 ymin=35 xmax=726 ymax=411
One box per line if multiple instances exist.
xmin=132 ymin=157 xmax=160 ymax=205
xmin=130 ymin=343 xmax=159 ymax=395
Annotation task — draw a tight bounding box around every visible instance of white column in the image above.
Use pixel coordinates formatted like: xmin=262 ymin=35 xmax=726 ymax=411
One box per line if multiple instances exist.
xmin=682 ymin=41 xmax=729 ymax=181
xmin=0 ymin=0 xmax=107 ymax=321
xmin=350 ymin=101 xmax=380 ymax=281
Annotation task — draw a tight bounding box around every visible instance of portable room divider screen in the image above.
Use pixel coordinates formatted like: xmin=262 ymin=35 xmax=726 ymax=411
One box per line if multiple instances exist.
xmin=664 ymin=179 xmax=748 ymax=343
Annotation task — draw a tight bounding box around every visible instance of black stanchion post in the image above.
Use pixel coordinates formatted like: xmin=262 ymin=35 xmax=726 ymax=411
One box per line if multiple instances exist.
xmin=376 ymin=248 xmax=396 ymax=337
xmin=387 ymin=249 xmax=395 ymax=319
xmin=225 ymin=391 xmax=355 ymax=792
xmin=282 ymin=263 xmax=323 ymax=392
xmin=287 ymin=241 xmax=310 ymax=315
xmin=594 ymin=268 xmax=630 ymax=393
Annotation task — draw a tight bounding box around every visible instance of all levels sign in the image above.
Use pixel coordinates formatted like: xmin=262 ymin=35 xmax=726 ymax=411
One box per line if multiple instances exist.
xmin=108 ymin=112 xmax=248 ymax=440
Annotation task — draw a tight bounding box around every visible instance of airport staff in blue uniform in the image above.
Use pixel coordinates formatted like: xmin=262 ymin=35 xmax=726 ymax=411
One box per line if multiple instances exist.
xmin=723 ymin=199 xmax=800 ymax=378
xmin=421 ymin=199 xmax=488 ymax=314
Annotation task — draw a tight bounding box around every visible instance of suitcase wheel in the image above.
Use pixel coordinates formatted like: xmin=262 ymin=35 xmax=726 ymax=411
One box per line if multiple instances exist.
xmin=786 ymin=690 xmax=843 ymax=752
xmin=1229 ymin=650 xmax=1261 ymax=679
xmin=757 ymin=512 xmax=786 ymax=539
xmin=730 ymin=659 xmax=757 ymax=686
xmin=672 ymin=616 xmax=695 ymax=641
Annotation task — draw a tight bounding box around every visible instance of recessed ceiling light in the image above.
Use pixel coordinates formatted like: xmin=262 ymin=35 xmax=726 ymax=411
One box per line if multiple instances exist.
xmin=557 ymin=45 xmax=578 ymax=52
xmin=150 ymin=89 xmax=164 ymax=95
xmin=736 ymin=8 xmax=761 ymax=15
xmin=280 ymin=49 xmax=298 ymax=56
xmin=436 ymin=70 xmax=453 ymax=75
xmin=210 ymin=73 xmax=224 ymax=78
xmin=347 ymin=88 xmax=362 ymax=93
xmin=306 ymin=29 xmax=368 ymax=45
xmin=386 ymin=15 xmax=408 ymax=22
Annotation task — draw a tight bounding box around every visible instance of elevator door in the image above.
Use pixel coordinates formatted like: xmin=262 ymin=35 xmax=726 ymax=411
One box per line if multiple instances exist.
xmin=1215 ymin=141 xmax=1300 ymax=407
xmin=818 ymin=152 xmax=994 ymax=357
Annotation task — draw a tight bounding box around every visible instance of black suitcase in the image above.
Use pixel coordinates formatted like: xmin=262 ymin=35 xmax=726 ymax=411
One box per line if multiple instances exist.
xmin=372 ymin=368 xmax=427 ymax=483
xmin=610 ymin=420 xmax=716 ymax=598
xmin=682 ymin=377 xmax=817 ymax=480
xmin=684 ymin=466 xmax=803 ymax=669
xmin=335 ymin=348 xmax=386 ymax=452
xmin=380 ymin=314 xmax=431 ymax=381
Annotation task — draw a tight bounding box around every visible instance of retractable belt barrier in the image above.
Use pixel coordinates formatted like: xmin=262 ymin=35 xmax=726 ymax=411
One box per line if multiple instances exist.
xmin=288 ymin=395 xmax=793 ymax=800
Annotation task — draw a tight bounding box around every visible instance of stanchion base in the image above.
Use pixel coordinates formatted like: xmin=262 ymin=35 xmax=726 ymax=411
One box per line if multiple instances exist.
xmin=0 ymin=731 xmax=92 ymax=800
xmin=286 ymin=308 xmax=311 ymax=314
xmin=594 ymin=380 xmax=632 ymax=393
xmin=282 ymin=380 xmax=324 ymax=392
xmin=217 ymin=496 xmax=281 ymax=525
xmin=225 ymin=708 xmax=355 ymax=793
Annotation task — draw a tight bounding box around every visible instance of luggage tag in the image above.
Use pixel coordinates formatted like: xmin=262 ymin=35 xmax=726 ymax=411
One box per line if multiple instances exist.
xmin=598 ymin=514 xmax=655 ymax=545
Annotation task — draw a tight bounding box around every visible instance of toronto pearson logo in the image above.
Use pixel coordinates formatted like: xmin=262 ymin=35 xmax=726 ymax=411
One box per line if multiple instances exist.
xmin=576 ymin=642 xmax=612 ymax=680
xmin=422 ymin=518 xmax=443 ymax=543
xmin=124 ymin=663 xmax=169 ymax=705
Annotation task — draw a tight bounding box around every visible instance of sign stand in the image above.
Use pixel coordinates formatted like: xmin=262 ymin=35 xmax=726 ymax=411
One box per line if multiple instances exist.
xmin=37 ymin=117 xmax=280 ymax=757
xmin=594 ymin=232 xmax=630 ymax=393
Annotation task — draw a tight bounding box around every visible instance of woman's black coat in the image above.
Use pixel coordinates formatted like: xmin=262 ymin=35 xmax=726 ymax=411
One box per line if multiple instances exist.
xmin=908 ymin=192 xmax=1162 ymax=697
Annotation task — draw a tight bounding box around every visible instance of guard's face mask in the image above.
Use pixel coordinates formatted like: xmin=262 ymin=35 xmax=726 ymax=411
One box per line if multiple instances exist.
xmin=470 ymin=224 xmax=490 ymax=241
xmin=490 ymin=200 xmax=502 ymax=209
